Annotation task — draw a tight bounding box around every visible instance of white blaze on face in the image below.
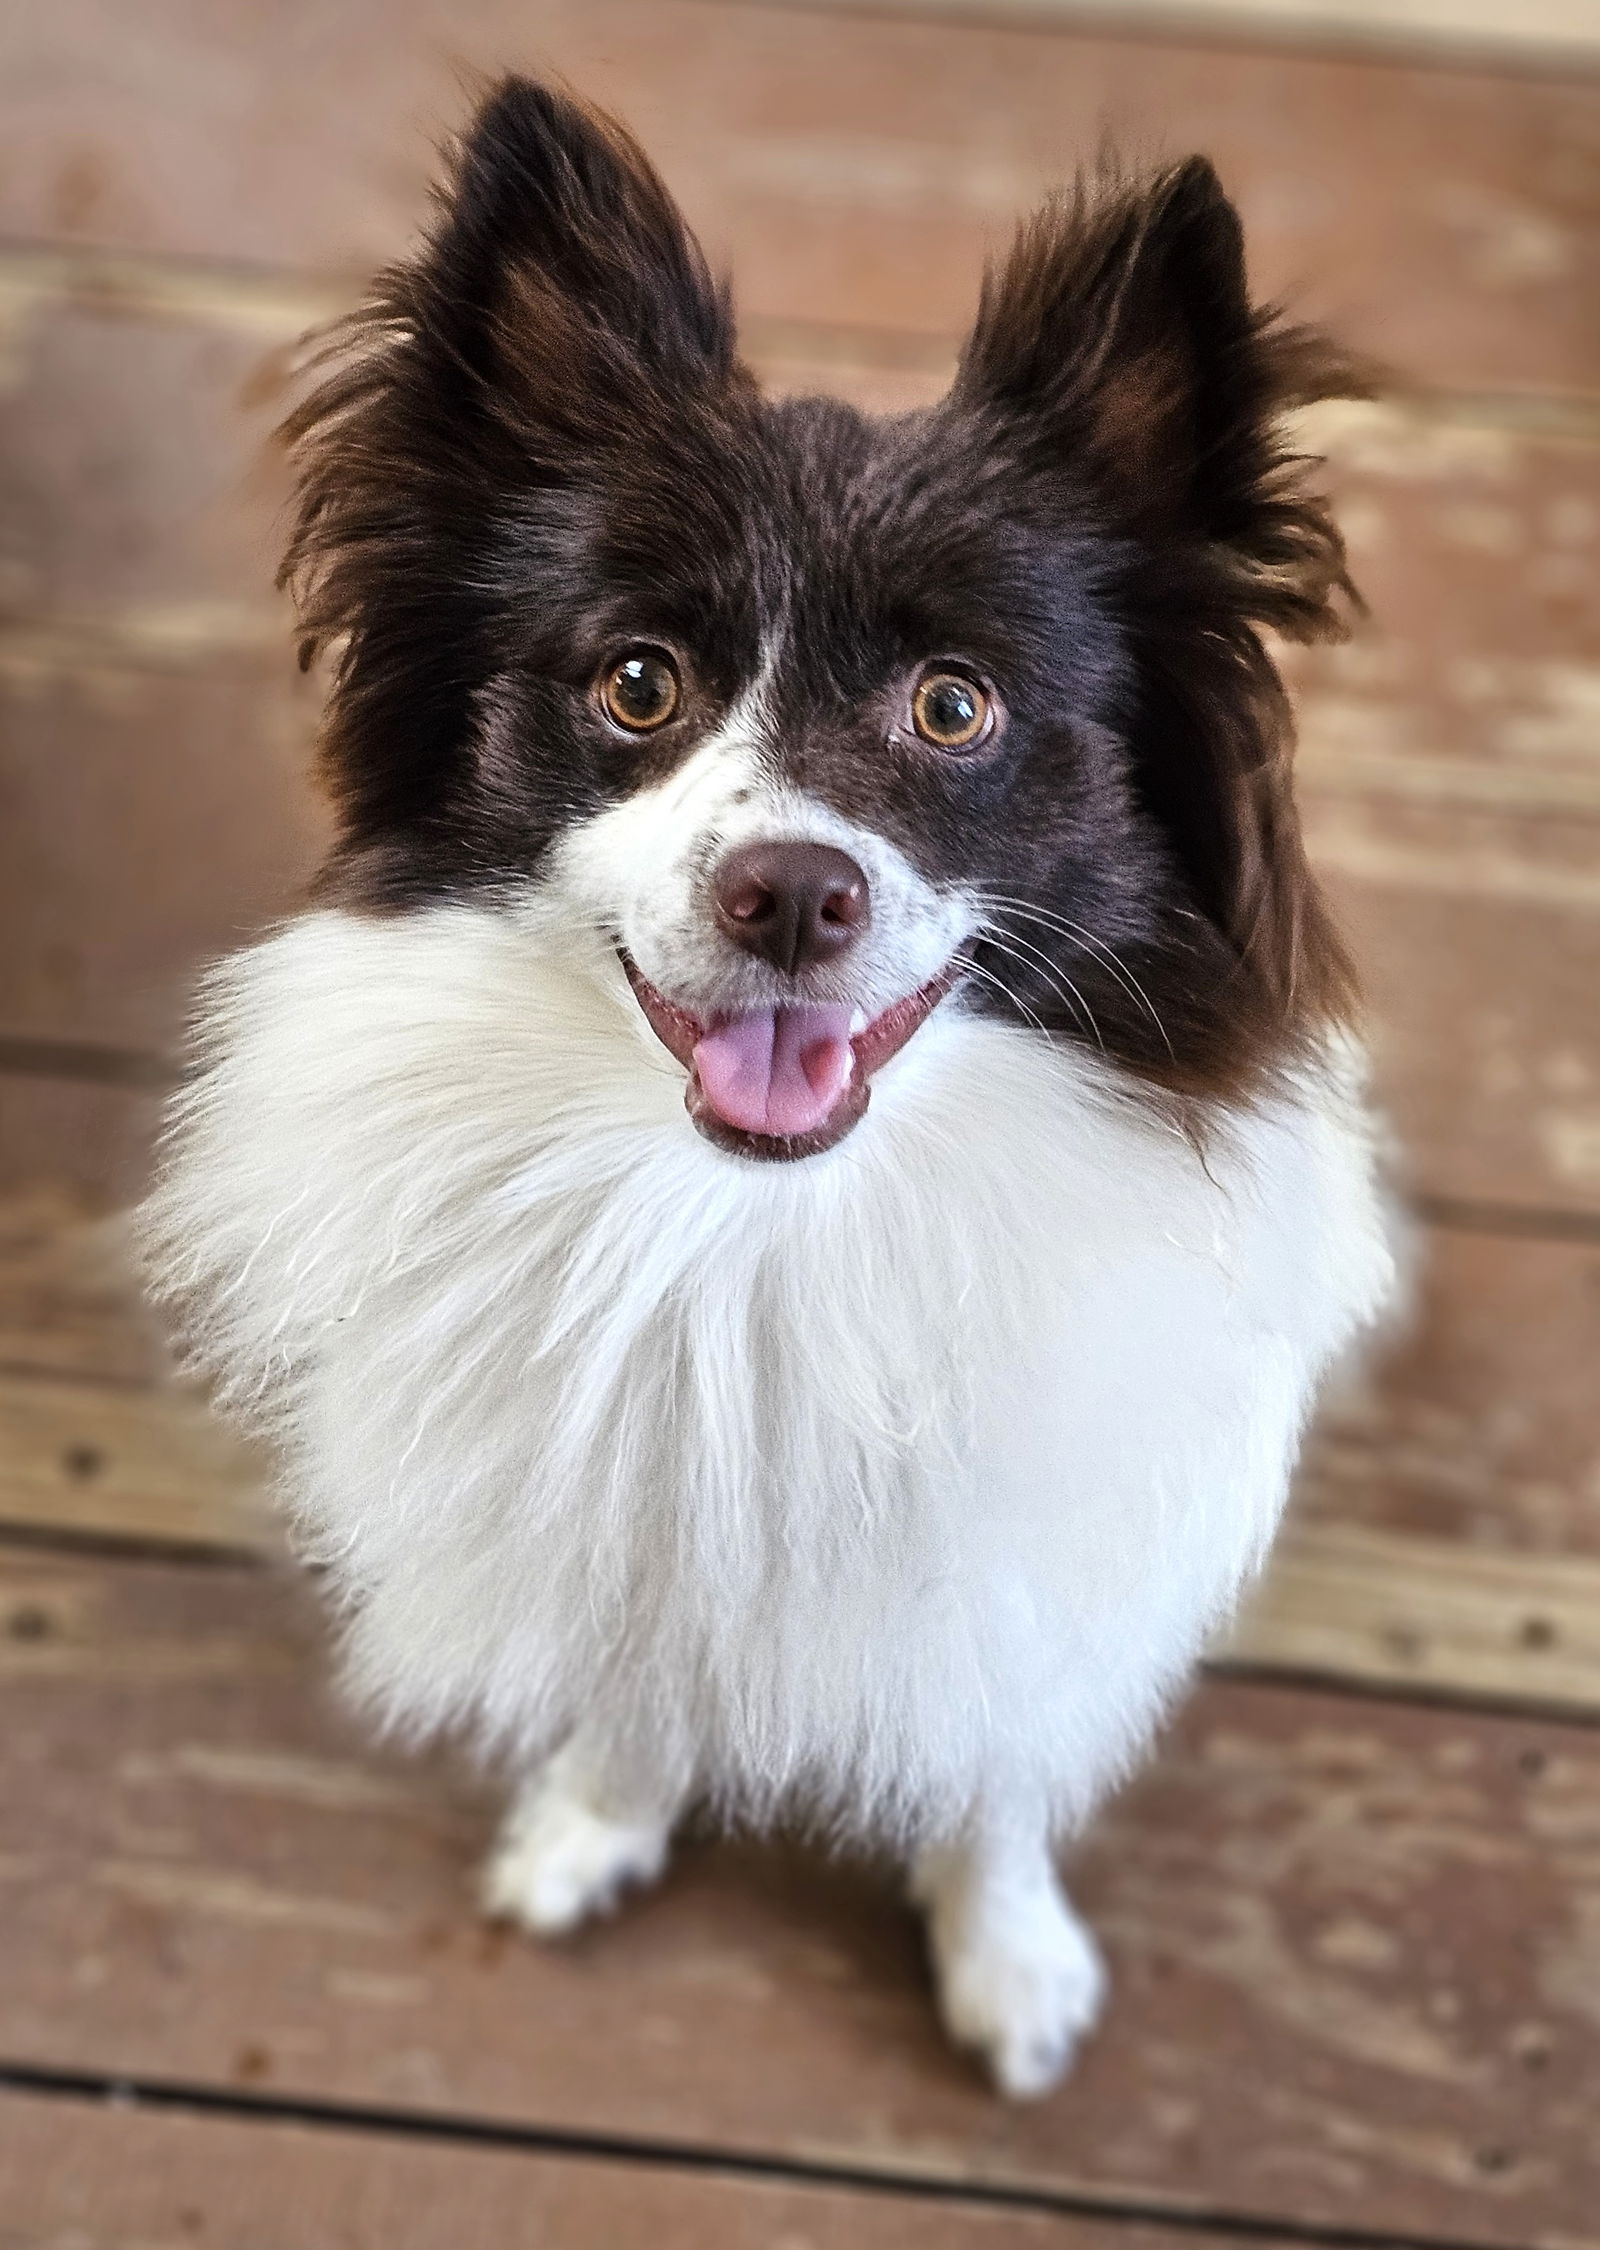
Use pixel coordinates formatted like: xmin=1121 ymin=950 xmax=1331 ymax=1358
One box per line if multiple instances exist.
xmin=548 ymin=676 xmax=975 ymax=1026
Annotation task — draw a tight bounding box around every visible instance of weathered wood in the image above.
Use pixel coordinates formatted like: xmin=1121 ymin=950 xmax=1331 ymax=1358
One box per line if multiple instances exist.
xmin=7 ymin=262 xmax=1600 ymax=1202
xmin=1297 ymin=1225 xmax=1600 ymax=1556
xmin=0 ymin=1369 xmax=268 ymax=1551
xmin=0 ymin=1546 xmax=1594 ymax=2246
xmin=4 ymin=1367 xmax=1596 ymax=1710
xmin=5 ymin=1 xmax=1598 ymax=394
xmin=2 ymin=686 xmax=1598 ymax=1209
xmin=785 ymin=0 xmax=1600 ymax=66
xmin=3 ymin=1200 xmax=1600 ymax=1708
xmin=0 ymin=292 xmax=288 ymax=633
xmin=1291 ymin=399 xmax=1600 ymax=811
xmin=0 ymin=1077 xmax=156 ymax=1206
xmin=1223 ymin=1519 xmax=1600 ymax=1707
xmin=0 ymin=657 xmax=324 ymax=1053
xmin=1320 ymin=831 xmax=1600 ymax=1213
xmin=0 ymin=2087 xmax=1159 ymax=2250
xmin=0 ymin=1187 xmax=158 ymax=1384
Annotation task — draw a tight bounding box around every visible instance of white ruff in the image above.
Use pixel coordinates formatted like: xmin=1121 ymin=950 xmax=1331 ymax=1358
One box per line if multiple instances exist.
xmin=142 ymin=901 xmax=1395 ymax=1847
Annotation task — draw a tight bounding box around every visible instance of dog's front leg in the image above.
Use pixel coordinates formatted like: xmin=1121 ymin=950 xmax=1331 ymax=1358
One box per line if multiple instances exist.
xmin=482 ymin=1719 xmax=693 ymax=1938
xmin=911 ymin=1805 xmax=1106 ymax=2099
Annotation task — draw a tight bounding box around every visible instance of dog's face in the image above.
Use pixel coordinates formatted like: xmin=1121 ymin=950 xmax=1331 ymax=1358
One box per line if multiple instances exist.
xmin=283 ymin=80 xmax=1361 ymax=1158
xmin=476 ymin=393 xmax=1138 ymax=1157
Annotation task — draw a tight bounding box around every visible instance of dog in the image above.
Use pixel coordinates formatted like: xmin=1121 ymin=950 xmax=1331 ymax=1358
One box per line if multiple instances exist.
xmin=141 ymin=77 xmax=1397 ymax=2098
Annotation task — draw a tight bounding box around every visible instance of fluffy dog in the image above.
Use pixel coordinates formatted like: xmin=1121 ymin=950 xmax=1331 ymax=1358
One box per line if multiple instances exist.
xmin=143 ymin=79 xmax=1396 ymax=2097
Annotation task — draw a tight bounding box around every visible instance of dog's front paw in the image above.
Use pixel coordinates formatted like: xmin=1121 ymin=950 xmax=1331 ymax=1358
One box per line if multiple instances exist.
xmin=929 ymin=1887 xmax=1107 ymax=2100
xmin=482 ymin=1780 xmax=670 ymax=1937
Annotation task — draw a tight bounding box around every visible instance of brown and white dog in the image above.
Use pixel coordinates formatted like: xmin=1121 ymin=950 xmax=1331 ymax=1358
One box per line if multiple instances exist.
xmin=143 ymin=80 xmax=1396 ymax=2097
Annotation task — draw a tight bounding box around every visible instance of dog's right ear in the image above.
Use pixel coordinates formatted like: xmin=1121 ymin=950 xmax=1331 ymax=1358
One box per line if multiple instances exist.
xmin=408 ymin=77 xmax=741 ymax=432
xmin=285 ymin=77 xmax=739 ymax=507
xmin=278 ymin=80 xmax=744 ymax=851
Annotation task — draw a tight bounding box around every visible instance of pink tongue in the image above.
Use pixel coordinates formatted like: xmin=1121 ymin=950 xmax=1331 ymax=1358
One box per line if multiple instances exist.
xmin=692 ymin=1003 xmax=857 ymax=1138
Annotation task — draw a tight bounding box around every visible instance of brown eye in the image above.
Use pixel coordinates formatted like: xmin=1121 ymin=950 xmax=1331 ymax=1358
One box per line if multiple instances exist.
xmin=911 ymin=670 xmax=991 ymax=751
xmin=601 ymin=650 xmax=681 ymax=731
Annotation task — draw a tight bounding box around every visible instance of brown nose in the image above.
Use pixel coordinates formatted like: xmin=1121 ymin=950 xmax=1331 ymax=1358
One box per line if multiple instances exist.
xmin=712 ymin=841 xmax=871 ymax=976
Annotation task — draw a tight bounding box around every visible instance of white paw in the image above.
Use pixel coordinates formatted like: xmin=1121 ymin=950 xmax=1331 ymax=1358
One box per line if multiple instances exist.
xmin=931 ymin=1893 xmax=1107 ymax=2100
xmin=482 ymin=1785 xmax=670 ymax=1937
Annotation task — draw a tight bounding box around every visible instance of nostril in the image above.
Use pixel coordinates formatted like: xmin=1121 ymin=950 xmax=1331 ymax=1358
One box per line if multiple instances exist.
xmin=721 ymin=877 xmax=777 ymax=926
xmin=713 ymin=840 xmax=872 ymax=973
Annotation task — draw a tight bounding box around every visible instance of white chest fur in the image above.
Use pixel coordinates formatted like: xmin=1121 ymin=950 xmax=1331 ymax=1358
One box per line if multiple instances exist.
xmin=144 ymin=902 xmax=1395 ymax=1845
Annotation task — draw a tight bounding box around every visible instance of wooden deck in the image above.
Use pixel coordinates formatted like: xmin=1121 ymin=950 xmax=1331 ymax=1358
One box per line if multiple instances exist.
xmin=3 ymin=2 xmax=1598 ymax=2241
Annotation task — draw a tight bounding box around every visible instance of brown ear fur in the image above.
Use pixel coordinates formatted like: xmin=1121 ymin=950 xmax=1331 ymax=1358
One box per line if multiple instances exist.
xmin=276 ymin=75 xmax=748 ymax=846
xmin=957 ymin=157 xmax=1372 ymax=1058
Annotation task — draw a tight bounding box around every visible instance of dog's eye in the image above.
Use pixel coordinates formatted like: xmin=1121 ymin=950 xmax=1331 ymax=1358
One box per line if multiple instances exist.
xmin=601 ymin=650 xmax=681 ymax=732
xmin=911 ymin=670 xmax=991 ymax=751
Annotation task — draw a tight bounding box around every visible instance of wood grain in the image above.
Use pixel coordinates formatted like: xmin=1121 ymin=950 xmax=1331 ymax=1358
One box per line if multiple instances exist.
xmin=782 ymin=0 xmax=1600 ymax=67
xmin=0 ymin=1188 xmax=159 ymax=1385
xmin=1319 ymin=822 xmax=1600 ymax=1214
xmin=1296 ymin=1225 xmax=1600 ymax=1556
xmin=0 ymin=2087 xmax=1158 ymax=2250
xmin=1223 ymin=1519 xmax=1600 ymax=1707
xmin=6 ymin=264 xmax=1600 ymax=1202
xmin=5 ymin=1 xmax=1598 ymax=395
xmin=5 ymin=1360 xmax=1597 ymax=1710
xmin=0 ymin=1546 xmax=1594 ymax=2245
xmin=0 ymin=291 xmax=289 ymax=631
xmin=0 ymin=1370 xmax=268 ymax=1552
xmin=3 ymin=1198 xmax=1600 ymax=1708
xmin=0 ymin=657 xmax=326 ymax=1051
xmin=0 ymin=1078 xmax=157 ymax=1206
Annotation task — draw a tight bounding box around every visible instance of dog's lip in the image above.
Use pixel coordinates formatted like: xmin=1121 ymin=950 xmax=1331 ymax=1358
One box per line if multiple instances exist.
xmin=621 ymin=951 xmax=964 ymax=1161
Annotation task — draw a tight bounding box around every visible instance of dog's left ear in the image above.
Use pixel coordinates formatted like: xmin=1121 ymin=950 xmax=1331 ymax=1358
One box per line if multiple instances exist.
xmin=955 ymin=157 xmax=1362 ymax=643
xmin=958 ymin=161 xmax=1368 ymax=1058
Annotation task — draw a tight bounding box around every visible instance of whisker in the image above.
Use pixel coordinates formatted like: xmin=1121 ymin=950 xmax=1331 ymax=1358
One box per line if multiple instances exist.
xmin=977 ymin=926 xmax=1106 ymax=1052
xmin=960 ymin=957 xmax=1054 ymax=1045
xmin=971 ymin=892 xmax=1175 ymax=1059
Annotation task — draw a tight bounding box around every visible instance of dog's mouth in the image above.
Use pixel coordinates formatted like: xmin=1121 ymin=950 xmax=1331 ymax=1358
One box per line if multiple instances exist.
xmin=622 ymin=953 xmax=963 ymax=1161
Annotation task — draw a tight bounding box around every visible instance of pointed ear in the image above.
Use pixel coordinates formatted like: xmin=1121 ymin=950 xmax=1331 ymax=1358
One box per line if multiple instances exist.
xmin=409 ymin=75 xmax=741 ymax=428
xmin=955 ymin=157 xmax=1365 ymax=642
xmin=276 ymin=79 xmax=747 ymax=849
xmin=958 ymin=161 xmax=1368 ymax=1050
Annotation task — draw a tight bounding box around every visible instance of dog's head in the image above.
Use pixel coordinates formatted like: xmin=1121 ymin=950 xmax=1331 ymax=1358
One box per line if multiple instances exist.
xmin=281 ymin=78 xmax=1364 ymax=1160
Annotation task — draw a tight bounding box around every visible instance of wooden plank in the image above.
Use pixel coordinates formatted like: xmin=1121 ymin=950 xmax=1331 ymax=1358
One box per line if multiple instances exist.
xmin=1224 ymin=1519 xmax=1600 ymax=1707
xmin=1296 ymin=1225 xmax=1600 ymax=1557
xmin=1292 ymin=399 xmax=1600 ymax=814
xmin=0 ymin=2088 xmax=1136 ymax=2250
xmin=4 ymin=1204 xmax=1600 ymax=1708
xmin=1317 ymin=827 xmax=1600 ymax=1214
xmin=7 ymin=761 xmax=1598 ymax=1216
xmin=5 ymin=1 xmax=1597 ymax=396
xmin=3 ymin=467 xmax=1600 ymax=1214
xmin=1 ymin=1546 xmax=1595 ymax=2246
xmin=5 ymin=1361 xmax=1598 ymax=1710
xmin=0 ymin=1370 xmax=268 ymax=1551
xmin=0 ymin=1187 xmax=158 ymax=1385
xmin=10 ymin=279 xmax=1599 ymax=806
xmin=782 ymin=0 xmax=1600 ymax=68
xmin=0 ymin=291 xmax=288 ymax=633
xmin=0 ymin=1078 xmax=157 ymax=1208
xmin=0 ymin=657 xmax=325 ymax=1051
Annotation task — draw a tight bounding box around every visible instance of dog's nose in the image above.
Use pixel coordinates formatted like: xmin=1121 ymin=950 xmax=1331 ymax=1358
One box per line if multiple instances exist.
xmin=712 ymin=841 xmax=871 ymax=975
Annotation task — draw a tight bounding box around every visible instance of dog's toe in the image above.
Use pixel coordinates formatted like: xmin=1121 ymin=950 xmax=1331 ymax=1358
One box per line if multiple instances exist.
xmin=482 ymin=1787 xmax=670 ymax=1937
xmin=933 ymin=1896 xmax=1106 ymax=2100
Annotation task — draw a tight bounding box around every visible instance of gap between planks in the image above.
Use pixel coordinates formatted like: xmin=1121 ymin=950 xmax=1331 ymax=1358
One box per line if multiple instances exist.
xmin=2 ymin=1362 xmax=1599 ymax=1721
xmin=0 ymin=2066 xmax=1543 ymax=2250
